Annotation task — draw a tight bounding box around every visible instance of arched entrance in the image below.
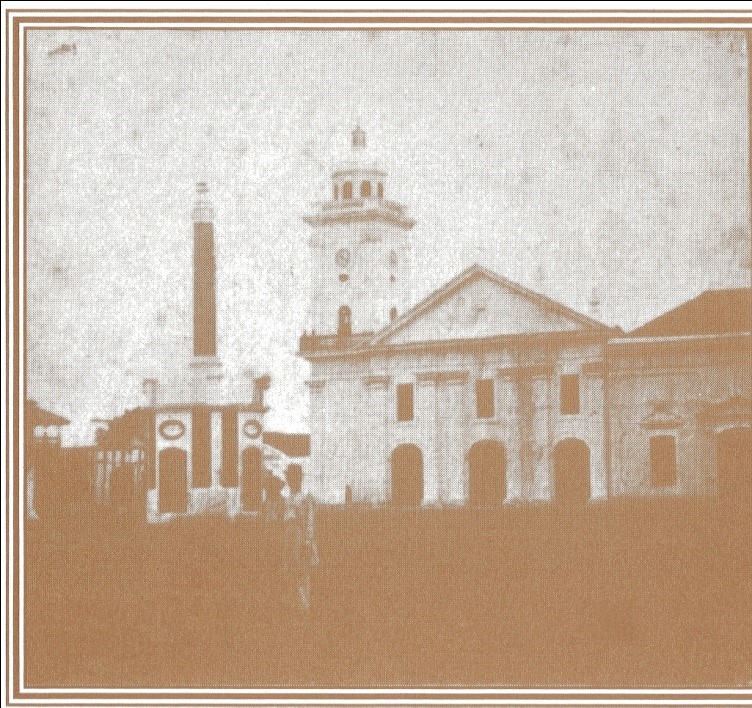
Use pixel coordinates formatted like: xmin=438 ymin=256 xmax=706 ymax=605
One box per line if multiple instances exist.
xmin=241 ymin=446 xmax=263 ymax=512
xmin=553 ymin=438 xmax=590 ymax=504
xmin=468 ymin=440 xmax=507 ymax=506
xmin=391 ymin=444 xmax=423 ymax=506
xmin=158 ymin=447 xmax=188 ymax=513
xmin=716 ymin=428 xmax=752 ymax=501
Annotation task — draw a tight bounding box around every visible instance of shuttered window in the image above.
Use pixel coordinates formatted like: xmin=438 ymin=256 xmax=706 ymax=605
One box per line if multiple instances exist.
xmin=560 ymin=374 xmax=580 ymax=415
xmin=476 ymin=379 xmax=494 ymax=419
xmin=397 ymin=383 xmax=414 ymax=422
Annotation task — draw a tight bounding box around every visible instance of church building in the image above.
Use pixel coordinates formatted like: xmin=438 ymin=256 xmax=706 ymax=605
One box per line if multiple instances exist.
xmin=299 ymin=128 xmax=752 ymax=507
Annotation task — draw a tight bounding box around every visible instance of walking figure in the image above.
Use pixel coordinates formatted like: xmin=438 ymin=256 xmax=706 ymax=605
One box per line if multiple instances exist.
xmin=263 ymin=470 xmax=285 ymax=524
xmin=282 ymin=465 xmax=318 ymax=612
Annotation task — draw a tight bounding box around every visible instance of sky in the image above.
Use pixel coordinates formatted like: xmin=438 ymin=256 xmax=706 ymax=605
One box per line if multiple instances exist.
xmin=24 ymin=29 xmax=751 ymax=445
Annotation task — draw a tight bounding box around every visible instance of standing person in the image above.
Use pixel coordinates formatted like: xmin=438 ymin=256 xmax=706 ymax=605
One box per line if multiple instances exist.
xmin=283 ymin=465 xmax=318 ymax=612
xmin=264 ymin=471 xmax=285 ymax=523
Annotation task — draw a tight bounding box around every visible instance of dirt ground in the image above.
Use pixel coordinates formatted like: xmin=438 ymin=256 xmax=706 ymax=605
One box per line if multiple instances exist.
xmin=23 ymin=499 xmax=752 ymax=688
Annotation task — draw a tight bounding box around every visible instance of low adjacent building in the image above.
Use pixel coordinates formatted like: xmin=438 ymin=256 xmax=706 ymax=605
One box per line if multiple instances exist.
xmin=607 ymin=288 xmax=752 ymax=500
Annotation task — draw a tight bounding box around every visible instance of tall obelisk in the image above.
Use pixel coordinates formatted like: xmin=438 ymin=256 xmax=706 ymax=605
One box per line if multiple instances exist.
xmin=190 ymin=181 xmax=222 ymax=403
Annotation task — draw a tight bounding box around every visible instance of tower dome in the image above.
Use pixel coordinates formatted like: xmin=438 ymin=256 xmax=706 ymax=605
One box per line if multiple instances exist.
xmin=328 ymin=126 xmax=390 ymax=203
xmin=303 ymin=127 xmax=415 ymax=338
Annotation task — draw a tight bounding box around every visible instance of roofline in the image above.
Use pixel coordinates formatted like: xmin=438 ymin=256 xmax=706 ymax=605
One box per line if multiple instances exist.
xmin=300 ymin=327 xmax=617 ymax=363
xmin=371 ymin=263 xmax=610 ymax=347
xmin=628 ymin=287 xmax=752 ymax=336
xmin=609 ymin=331 xmax=751 ymax=346
xmin=332 ymin=168 xmax=388 ymax=179
xmin=111 ymin=403 xmax=270 ymax=415
xmin=303 ymin=210 xmax=415 ymax=229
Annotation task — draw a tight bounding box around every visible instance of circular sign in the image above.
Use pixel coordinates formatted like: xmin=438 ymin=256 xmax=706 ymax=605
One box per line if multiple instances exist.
xmin=335 ymin=248 xmax=351 ymax=268
xmin=159 ymin=419 xmax=185 ymax=441
xmin=243 ymin=419 xmax=262 ymax=439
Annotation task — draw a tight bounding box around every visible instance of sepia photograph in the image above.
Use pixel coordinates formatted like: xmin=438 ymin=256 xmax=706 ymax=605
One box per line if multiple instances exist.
xmin=4 ymin=7 xmax=752 ymax=706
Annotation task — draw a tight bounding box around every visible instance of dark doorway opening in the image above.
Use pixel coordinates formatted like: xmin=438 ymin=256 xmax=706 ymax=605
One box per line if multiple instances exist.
xmin=158 ymin=447 xmax=188 ymax=513
xmin=716 ymin=428 xmax=752 ymax=501
xmin=468 ymin=439 xmax=506 ymax=506
xmin=391 ymin=444 xmax=423 ymax=507
xmin=553 ymin=438 xmax=590 ymax=504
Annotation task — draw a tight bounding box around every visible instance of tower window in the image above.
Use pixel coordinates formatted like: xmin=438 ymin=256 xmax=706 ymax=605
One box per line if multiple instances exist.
xmin=338 ymin=305 xmax=352 ymax=336
xmin=377 ymin=182 xmax=384 ymax=199
xmin=389 ymin=306 xmax=398 ymax=322
xmin=560 ymin=374 xmax=580 ymax=415
xmin=397 ymin=383 xmax=414 ymax=422
xmin=343 ymin=181 xmax=353 ymax=200
xmin=650 ymin=435 xmax=677 ymax=487
xmin=360 ymin=180 xmax=372 ymax=198
xmin=333 ymin=184 xmax=339 ymax=200
xmin=476 ymin=379 xmax=495 ymax=419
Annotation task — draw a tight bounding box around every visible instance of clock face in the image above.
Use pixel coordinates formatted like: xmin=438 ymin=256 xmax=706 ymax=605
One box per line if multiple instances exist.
xmin=335 ymin=248 xmax=351 ymax=268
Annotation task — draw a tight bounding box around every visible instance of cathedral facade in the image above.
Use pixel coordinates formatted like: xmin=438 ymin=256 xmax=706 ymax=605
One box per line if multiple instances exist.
xmin=300 ymin=129 xmax=752 ymax=506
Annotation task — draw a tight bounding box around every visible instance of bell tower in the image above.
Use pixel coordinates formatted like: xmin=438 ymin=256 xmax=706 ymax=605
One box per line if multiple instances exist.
xmin=303 ymin=127 xmax=415 ymax=337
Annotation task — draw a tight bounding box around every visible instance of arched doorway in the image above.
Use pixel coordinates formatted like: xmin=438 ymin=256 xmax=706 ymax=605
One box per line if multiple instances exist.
xmin=391 ymin=444 xmax=423 ymax=506
xmin=241 ymin=446 xmax=263 ymax=513
xmin=716 ymin=428 xmax=752 ymax=501
xmin=158 ymin=447 xmax=188 ymax=513
xmin=553 ymin=438 xmax=590 ymax=504
xmin=468 ymin=440 xmax=506 ymax=506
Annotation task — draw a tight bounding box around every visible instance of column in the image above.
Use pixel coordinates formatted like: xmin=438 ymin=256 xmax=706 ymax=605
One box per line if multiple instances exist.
xmin=363 ymin=375 xmax=390 ymax=504
xmin=501 ymin=363 xmax=553 ymax=502
xmin=531 ymin=369 xmax=553 ymax=501
xmin=436 ymin=371 xmax=469 ymax=504
xmin=416 ymin=373 xmax=438 ymax=505
xmin=583 ymin=361 xmax=607 ymax=500
xmin=306 ymin=380 xmax=326 ymax=502
xmin=517 ymin=372 xmax=535 ymax=501
xmin=497 ymin=370 xmax=522 ymax=501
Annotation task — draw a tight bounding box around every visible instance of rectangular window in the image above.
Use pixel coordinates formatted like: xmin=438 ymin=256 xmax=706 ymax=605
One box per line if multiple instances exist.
xmin=397 ymin=383 xmax=414 ymax=422
xmin=560 ymin=374 xmax=580 ymax=415
xmin=650 ymin=435 xmax=677 ymax=487
xmin=192 ymin=409 xmax=212 ymax=488
xmin=476 ymin=379 xmax=495 ymax=419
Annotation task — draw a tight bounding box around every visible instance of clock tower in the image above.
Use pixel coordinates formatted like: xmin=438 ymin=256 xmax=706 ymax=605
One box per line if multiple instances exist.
xmin=303 ymin=127 xmax=415 ymax=336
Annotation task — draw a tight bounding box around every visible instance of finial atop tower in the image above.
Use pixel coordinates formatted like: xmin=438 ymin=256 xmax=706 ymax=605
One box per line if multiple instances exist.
xmin=352 ymin=125 xmax=366 ymax=149
xmin=192 ymin=180 xmax=214 ymax=224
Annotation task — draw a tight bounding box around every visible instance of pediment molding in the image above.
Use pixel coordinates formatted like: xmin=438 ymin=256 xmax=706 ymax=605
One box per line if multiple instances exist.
xmin=641 ymin=400 xmax=683 ymax=430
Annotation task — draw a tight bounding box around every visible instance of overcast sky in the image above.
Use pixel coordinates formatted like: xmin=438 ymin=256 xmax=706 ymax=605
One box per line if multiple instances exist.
xmin=25 ymin=29 xmax=750 ymax=444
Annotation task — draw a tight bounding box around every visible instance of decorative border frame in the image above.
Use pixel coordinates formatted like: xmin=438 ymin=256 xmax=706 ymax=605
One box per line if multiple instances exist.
xmin=4 ymin=7 xmax=752 ymax=707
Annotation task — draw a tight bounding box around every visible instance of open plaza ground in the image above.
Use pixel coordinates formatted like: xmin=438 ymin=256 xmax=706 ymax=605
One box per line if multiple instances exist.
xmin=24 ymin=498 xmax=752 ymax=688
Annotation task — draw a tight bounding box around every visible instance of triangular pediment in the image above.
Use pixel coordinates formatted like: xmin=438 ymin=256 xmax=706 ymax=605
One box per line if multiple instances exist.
xmin=373 ymin=264 xmax=606 ymax=347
